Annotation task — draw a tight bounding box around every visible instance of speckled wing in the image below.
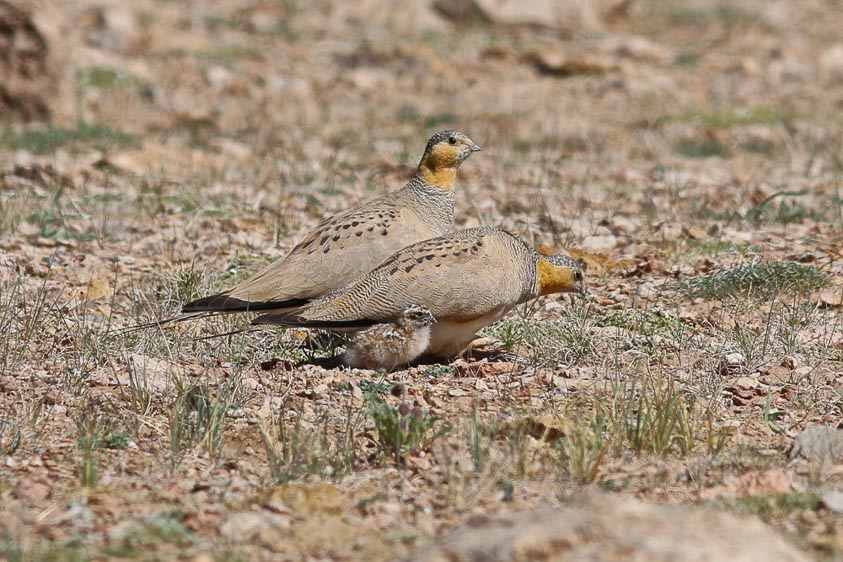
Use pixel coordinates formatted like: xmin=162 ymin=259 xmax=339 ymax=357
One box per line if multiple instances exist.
xmin=253 ymin=227 xmax=537 ymax=327
xmin=182 ymin=197 xmax=436 ymax=313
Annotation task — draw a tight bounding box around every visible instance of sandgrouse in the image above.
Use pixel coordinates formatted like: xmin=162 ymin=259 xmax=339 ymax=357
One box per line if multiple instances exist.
xmin=252 ymin=227 xmax=585 ymax=359
xmin=153 ymin=130 xmax=479 ymax=326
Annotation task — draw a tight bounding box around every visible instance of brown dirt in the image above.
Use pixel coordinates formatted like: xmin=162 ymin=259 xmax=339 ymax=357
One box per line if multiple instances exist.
xmin=0 ymin=0 xmax=842 ymax=560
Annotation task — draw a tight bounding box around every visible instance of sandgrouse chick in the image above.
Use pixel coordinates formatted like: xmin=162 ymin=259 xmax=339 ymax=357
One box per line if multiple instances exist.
xmin=169 ymin=131 xmax=479 ymax=323
xmin=253 ymin=227 xmax=585 ymax=358
xmin=343 ymin=305 xmax=435 ymax=372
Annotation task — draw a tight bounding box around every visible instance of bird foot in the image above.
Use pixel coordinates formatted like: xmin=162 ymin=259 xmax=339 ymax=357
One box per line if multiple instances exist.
xmin=460 ymin=337 xmax=501 ymax=357
xmin=460 ymin=338 xmax=530 ymax=364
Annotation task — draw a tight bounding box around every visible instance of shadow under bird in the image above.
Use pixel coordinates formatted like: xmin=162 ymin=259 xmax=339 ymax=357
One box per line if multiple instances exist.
xmin=252 ymin=226 xmax=586 ymax=360
xmin=138 ymin=130 xmax=480 ymax=329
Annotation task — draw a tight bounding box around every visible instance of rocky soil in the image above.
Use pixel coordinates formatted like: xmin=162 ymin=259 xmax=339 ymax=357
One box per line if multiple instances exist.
xmin=0 ymin=0 xmax=841 ymax=560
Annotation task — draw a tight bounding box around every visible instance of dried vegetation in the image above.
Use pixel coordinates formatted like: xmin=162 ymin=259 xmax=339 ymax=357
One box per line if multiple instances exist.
xmin=1 ymin=0 xmax=842 ymax=560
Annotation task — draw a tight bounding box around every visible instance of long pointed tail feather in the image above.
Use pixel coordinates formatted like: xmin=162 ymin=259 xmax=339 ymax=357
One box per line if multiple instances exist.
xmin=196 ymin=327 xmax=253 ymax=340
xmin=116 ymin=295 xmax=315 ymax=335
xmin=116 ymin=311 xmax=210 ymax=335
xmin=182 ymin=293 xmax=310 ymax=313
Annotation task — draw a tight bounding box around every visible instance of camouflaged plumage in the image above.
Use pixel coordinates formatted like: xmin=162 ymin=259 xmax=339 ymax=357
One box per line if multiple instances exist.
xmin=253 ymin=227 xmax=585 ymax=358
xmin=179 ymin=130 xmax=480 ymax=316
xmin=342 ymin=305 xmax=435 ymax=371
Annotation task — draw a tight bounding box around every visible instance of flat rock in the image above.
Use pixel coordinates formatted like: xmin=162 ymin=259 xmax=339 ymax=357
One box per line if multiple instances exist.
xmin=814 ymin=287 xmax=843 ymax=308
xmin=819 ymin=43 xmax=843 ymax=82
xmin=269 ymin=482 xmax=348 ymax=516
xmin=527 ymin=49 xmax=619 ymax=77
xmin=717 ymin=352 xmax=747 ymax=377
xmin=219 ymin=510 xmax=291 ymax=552
xmin=580 ymin=234 xmax=619 ymax=251
xmin=405 ymin=493 xmax=809 ymax=562
xmin=821 ymin=491 xmax=843 ymax=513
xmin=598 ymin=35 xmax=673 ymax=64
xmin=432 ymin=0 xmax=613 ymax=32
xmin=789 ymin=425 xmax=843 ymax=464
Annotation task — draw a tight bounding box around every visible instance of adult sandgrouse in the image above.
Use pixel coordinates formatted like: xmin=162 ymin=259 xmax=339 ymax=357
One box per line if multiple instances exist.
xmin=252 ymin=227 xmax=585 ymax=359
xmin=177 ymin=130 xmax=480 ymax=319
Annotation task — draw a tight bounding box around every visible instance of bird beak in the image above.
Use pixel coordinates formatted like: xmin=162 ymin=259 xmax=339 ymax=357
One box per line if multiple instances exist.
xmin=578 ymin=285 xmax=589 ymax=298
xmin=469 ymin=144 xmax=482 ymax=153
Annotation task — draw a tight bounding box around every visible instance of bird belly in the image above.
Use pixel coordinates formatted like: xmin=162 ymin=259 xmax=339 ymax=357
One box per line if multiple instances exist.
xmin=425 ymin=311 xmax=509 ymax=358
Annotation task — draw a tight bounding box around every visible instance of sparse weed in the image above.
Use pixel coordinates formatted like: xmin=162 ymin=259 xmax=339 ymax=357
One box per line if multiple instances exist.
xmin=484 ymin=302 xmax=598 ymax=365
xmin=745 ymin=190 xmax=829 ymax=225
xmin=500 ymin=418 xmax=535 ymax=479
xmin=367 ymin=396 xmax=444 ymax=469
xmin=597 ymin=305 xmax=697 ymax=353
xmin=760 ymin=392 xmax=786 ymax=435
xmin=0 ymin=277 xmax=53 ymax=377
xmin=259 ymin=403 xmax=358 ymax=482
xmin=559 ymin=412 xmax=609 ymax=484
xmin=648 ymin=2 xmax=763 ymax=28
xmin=214 ymin=548 xmax=251 ymax=562
xmin=683 ymin=260 xmax=828 ymax=300
xmin=54 ymin=297 xmax=118 ymax=391
xmin=739 ymin=138 xmax=777 ymax=156
xmin=213 ymin=253 xmax=275 ymax=287
xmin=162 ymin=266 xmax=211 ymax=311
xmin=168 ymin=381 xmax=233 ymax=469
xmin=674 ymin=138 xmax=729 ymax=159
xmin=602 ymin=376 xmax=728 ymax=456
xmin=76 ymin=410 xmax=131 ymax=451
xmin=469 ymin=407 xmax=485 ymax=476
xmin=775 ymin=301 xmax=818 ymax=356
xmin=0 ymin=419 xmax=22 ymax=456
xmin=0 ymin=394 xmax=48 ymax=458
xmin=612 ymin=380 xmax=694 ymax=455
xmin=357 ymin=379 xmax=391 ymax=396
xmin=76 ymin=66 xmax=143 ymax=91
xmin=197 ymin=44 xmax=265 ymax=67
xmin=665 ymin=107 xmax=793 ymax=130
xmin=75 ymin=415 xmax=101 ymax=488
xmin=0 ymin=177 xmax=47 ymax=237
xmin=75 ymin=408 xmax=131 ymax=488
xmin=686 ymin=238 xmax=755 ymax=257
xmin=122 ymin=357 xmax=153 ymax=416
xmin=714 ymin=296 xmax=829 ymax=371
xmin=33 ymin=198 xmax=67 ymax=240
xmin=715 ymin=492 xmax=821 ymax=522
xmin=1 ymin=124 xmax=139 ymax=155
xmin=103 ymin=512 xmax=194 ymax=558
xmin=1 ymin=536 xmax=89 ymax=562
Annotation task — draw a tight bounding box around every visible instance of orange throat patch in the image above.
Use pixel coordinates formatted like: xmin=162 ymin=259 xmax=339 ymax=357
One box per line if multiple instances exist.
xmin=536 ymin=257 xmax=576 ymax=296
xmin=417 ymin=165 xmax=457 ymax=189
xmin=416 ymin=144 xmax=459 ymax=190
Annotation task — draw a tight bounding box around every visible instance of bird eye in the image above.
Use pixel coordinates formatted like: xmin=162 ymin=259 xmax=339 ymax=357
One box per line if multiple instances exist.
xmin=576 ymin=271 xmax=584 ymax=282
xmin=448 ymin=136 xmax=457 ymax=145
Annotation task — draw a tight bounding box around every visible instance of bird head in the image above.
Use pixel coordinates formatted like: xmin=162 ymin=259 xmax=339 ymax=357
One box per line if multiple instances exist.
xmin=536 ymin=252 xmax=587 ymax=297
xmin=417 ymin=130 xmax=481 ymax=188
xmin=400 ymin=304 xmax=437 ymax=328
